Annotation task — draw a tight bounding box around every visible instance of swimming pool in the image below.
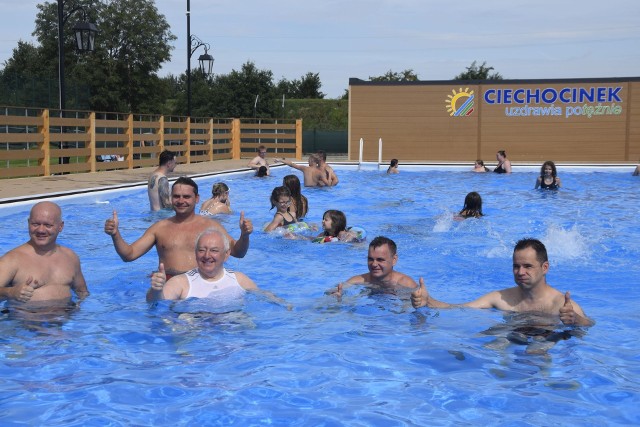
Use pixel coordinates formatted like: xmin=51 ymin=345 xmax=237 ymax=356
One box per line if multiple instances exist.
xmin=1 ymin=166 xmax=639 ymax=425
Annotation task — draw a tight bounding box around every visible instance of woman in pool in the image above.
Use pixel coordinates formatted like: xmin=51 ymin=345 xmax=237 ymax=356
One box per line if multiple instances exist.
xmin=199 ymin=182 xmax=231 ymax=215
xmin=283 ymin=175 xmax=308 ymax=220
xmin=387 ymin=159 xmax=399 ymax=174
xmin=494 ymin=150 xmax=512 ymax=174
xmin=264 ymin=186 xmax=297 ymax=232
xmin=314 ymin=209 xmax=362 ymax=243
xmin=535 ymin=160 xmax=562 ymax=190
xmin=472 ymin=159 xmax=489 ymax=173
xmin=255 ymin=166 xmax=269 ymax=177
xmin=456 ymin=191 xmax=484 ymax=219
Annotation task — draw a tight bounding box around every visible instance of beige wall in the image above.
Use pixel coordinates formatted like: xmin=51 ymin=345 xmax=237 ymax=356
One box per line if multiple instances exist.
xmin=348 ymin=78 xmax=640 ymax=163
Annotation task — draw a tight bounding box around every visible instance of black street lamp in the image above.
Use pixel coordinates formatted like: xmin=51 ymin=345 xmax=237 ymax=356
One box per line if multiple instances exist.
xmin=187 ymin=0 xmax=214 ymax=117
xmin=57 ymin=0 xmax=98 ymax=111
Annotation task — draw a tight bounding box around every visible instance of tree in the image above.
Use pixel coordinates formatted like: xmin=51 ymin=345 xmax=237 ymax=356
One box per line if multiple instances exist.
xmin=454 ymin=61 xmax=503 ymax=80
xmin=27 ymin=0 xmax=176 ymax=112
xmin=369 ymin=69 xmax=419 ymax=82
xmin=275 ymin=72 xmax=325 ymax=99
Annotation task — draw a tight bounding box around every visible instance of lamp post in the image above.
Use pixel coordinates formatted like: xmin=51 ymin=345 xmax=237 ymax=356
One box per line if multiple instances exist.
xmin=57 ymin=0 xmax=98 ymax=111
xmin=186 ymin=0 xmax=214 ymax=117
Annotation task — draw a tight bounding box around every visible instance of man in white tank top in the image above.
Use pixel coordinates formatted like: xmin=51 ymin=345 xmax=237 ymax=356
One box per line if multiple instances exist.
xmin=146 ymin=228 xmax=256 ymax=302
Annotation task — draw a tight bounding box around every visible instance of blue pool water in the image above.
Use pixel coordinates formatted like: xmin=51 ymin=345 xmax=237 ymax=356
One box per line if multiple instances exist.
xmin=1 ymin=166 xmax=639 ymax=425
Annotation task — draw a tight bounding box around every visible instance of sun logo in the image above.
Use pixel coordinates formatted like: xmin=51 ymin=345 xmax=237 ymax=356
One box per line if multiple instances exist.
xmin=445 ymin=88 xmax=474 ymax=116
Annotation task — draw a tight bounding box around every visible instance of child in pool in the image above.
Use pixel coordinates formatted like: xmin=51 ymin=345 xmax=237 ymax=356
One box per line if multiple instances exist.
xmin=535 ymin=160 xmax=562 ymax=189
xmin=387 ymin=159 xmax=399 ymax=174
xmin=264 ymin=186 xmax=297 ymax=232
xmin=314 ymin=209 xmax=361 ymax=243
xmin=455 ymin=191 xmax=484 ymax=220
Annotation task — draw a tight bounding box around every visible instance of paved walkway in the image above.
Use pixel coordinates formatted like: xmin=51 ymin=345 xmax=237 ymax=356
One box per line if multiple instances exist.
xmin=0 ymin=159 xmax=286 ymax=203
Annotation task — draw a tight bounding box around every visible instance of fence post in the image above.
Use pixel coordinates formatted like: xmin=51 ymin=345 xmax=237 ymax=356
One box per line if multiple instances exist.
xmin=295 ymin=119 xmax=302 ymax=160
xmin=40 ymin=108 xmax=51 ymax=176
xmin=231 ymin=119 xmax=240 ymax=159
xmin=159 ymin=115 xmax=165 ymax=152
xmin=208 ymin=118 xmax=214 ymax=161
xmin=89 ymin=112 xmax=96 ymax=172
xmin=127 ymin=113 xmax=134 ymax=169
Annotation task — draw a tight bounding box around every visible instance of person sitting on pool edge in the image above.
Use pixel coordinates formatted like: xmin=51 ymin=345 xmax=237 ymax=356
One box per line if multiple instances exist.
xmin=105 ymin=176 xmax=252 ymax=279
xmin=411 ymin=238 xmax=593 ymax=326
xmin=329 ymin=236 xmax=417 ymax=298
xmin=0 ymin=201 xmax=88 ymax=305
xmin=535 ymin=160 xmax=562 ymax=190
xmin=147 ymin=228 xmax=289 ymax=308
xmin=455 ymin=191 xmax=484 ymax=220
xmin=200 ymin=182 xmax=231 ymax=215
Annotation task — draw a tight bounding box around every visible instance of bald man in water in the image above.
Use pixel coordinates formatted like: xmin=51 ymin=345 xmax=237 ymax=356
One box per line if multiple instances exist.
xmin=0 ymin=201 xmax=88 ymax=304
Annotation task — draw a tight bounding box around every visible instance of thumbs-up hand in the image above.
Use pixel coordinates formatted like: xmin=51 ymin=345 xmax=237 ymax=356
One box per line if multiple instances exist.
xmin=239 ymin=211 xmax=253 ymax=236
xmin=13 ymin=276 xmax=42 ymax=303
xmin=411 ymin=277 xmax=429 ymax=308
xmin=104 ymin=210 xmax=119 ymax=236
xmin=559 ymin=291 xmax=576 ymax=325
xmin=150 ymin=263 xmax=166 ymax=292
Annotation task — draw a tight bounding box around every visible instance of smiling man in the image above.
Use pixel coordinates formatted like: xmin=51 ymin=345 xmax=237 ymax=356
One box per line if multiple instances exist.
xmin=0 ymin=201 xmax=88 ymax=304
xmin=411 ymin=238 xmax=593 ymax=327
xmin=105 ymin=177 xmax=253 ymax=278
xmin=146 ymin=228 xmax=256 ymax=302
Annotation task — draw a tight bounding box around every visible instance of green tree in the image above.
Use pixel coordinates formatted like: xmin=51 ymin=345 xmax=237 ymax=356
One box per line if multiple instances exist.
xmin=275 ymin=72 xmax=325 ymax=99
xmin=369 ymin=69 xmax=419 ymax=82
xmin=454 ymin=61 xmax=503 ymax=80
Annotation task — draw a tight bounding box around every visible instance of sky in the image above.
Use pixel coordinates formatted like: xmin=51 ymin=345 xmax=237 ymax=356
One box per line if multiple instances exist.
xmin=1 ymin=0 xmax=639 ymax=99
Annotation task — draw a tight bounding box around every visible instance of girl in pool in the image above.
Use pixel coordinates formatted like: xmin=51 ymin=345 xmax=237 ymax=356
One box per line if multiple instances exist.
xmin=472 ymin=159 xmax=489 ymax=173
xmin=535 ymin=160 xmax=562 ymax=190
xmin=199 ymin=182 xmax=231 ymax=215
xmin=387 ymin=159 xmax=399 ymax=174
xmin=283 ymin=174 xmax=308 ymax=220
xmin=456 ymin=191 xmax=484 ymax=219
xmin=314 ymin=209 xmax=362 ymax=243
xmin=264 ymin=186 xmax=298 ymax=232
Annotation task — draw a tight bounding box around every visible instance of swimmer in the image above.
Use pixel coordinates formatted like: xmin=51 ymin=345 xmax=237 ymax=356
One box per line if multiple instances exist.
xmin=275 ymin=155 xmax=331 ymax=187
xmin=329 ymin=236 xmax=417 ymax=298
xmin=255 ymin=166 xmax=269 ymax=177
xmin=455 ymin=191 xmax=484 ymax=219
xmin=387 ymin=159 xmax=399 ymax=174
xmin=315 ymin=210 xmax=360 ymax=243
xmin=411 ymin=238 xmax=593 ymax=352
xmin=105 ymin=177 xmax=253 ymax=278
xmin=316 ymin=150 xmax=339 ymax=185
xmin=147 ymin=228 xmax=290 ymax=309
xmin=472 ymin=159 xmax=489 ymax=173
xmin=0 ymin=201 xmax=88 ymax=305
xmin=264 ymin=186 xmax=298 ymax=232
xmin=493 ymin=150 xmax=512 ymax=174
xmin=535 ymin=160 xmax=561 ymax=190
xmin=200 ymin=182 xmax=231 ymax=215
xmin=247 ymin=145 xmax=270 ymax=175
xmin=283 ymin=175 xmax=308 ymax=220
xmin=147 ymin=150 xmax=177 ymax=211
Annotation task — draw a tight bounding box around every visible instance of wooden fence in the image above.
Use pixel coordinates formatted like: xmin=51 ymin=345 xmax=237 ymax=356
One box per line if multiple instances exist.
xmin=0 ymin=107 xmax=302 ymax=178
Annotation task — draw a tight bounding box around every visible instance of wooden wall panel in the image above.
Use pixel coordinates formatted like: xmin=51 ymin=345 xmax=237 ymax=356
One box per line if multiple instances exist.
xmin=349 ymin=78 xmax=638 ymax=164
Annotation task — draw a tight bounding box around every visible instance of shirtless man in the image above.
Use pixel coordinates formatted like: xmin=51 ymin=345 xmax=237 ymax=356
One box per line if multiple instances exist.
xmin=329 ymin=236 xmax=417 ymax=298
xmin=412 ymin=238 xmax=593 ymax=326
xmin=316 ymin=150 xmax=339 ymax=186
xmin=275 ymin=155 xmax=330 ymax=187
xmin=148 ymin=150 xmax=177 ymax=211
xmin=247 ymin=145 xmax=270 ymax=176
xmin=105 ymin=177 xmax=253 ymax=278
xmin=0 ymin=201 xmax=88 ymax=305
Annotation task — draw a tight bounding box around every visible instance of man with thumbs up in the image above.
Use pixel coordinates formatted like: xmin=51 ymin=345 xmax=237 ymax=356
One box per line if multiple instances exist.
xmin=411 ymin=238 xmax=593 ymax=327
xmin=105 ymin=176 xmax=252 ymax=279
xmin=0 ymin=201 xmax=88 ymax=305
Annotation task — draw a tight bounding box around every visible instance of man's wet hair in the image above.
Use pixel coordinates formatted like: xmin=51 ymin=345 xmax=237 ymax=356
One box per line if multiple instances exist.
xmin=370 ymin=236 xmax=397 ymax=256
xmin=159 ymin=150 xmax=176 ymax=166
xmin=514 ymin=238 xmax=548 ymax=263
xmin=172 ymin=176 xmax=198 ymax=195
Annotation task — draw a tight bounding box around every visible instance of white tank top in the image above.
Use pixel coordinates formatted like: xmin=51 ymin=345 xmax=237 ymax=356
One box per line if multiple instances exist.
xmin=185 ymin=268 xmax=246 ymax=300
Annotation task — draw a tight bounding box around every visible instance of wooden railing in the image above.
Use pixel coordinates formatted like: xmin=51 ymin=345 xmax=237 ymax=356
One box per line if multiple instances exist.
xmin=0 ymin=107 xmax=302 ymax=178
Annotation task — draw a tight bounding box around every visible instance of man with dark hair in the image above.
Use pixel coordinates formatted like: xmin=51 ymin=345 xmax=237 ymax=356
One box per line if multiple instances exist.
xmin=106 ymin=177 xmax=253 ymax=279
xmin=148 ymin=150 xmax=177 ymax=211
xmin=411 ymin=238 xmax=593 ymax=327
xmin=316 ymin=150 xmax=339 ymax=186
xmin=329 ymin=236 xmax=417 ymax=297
